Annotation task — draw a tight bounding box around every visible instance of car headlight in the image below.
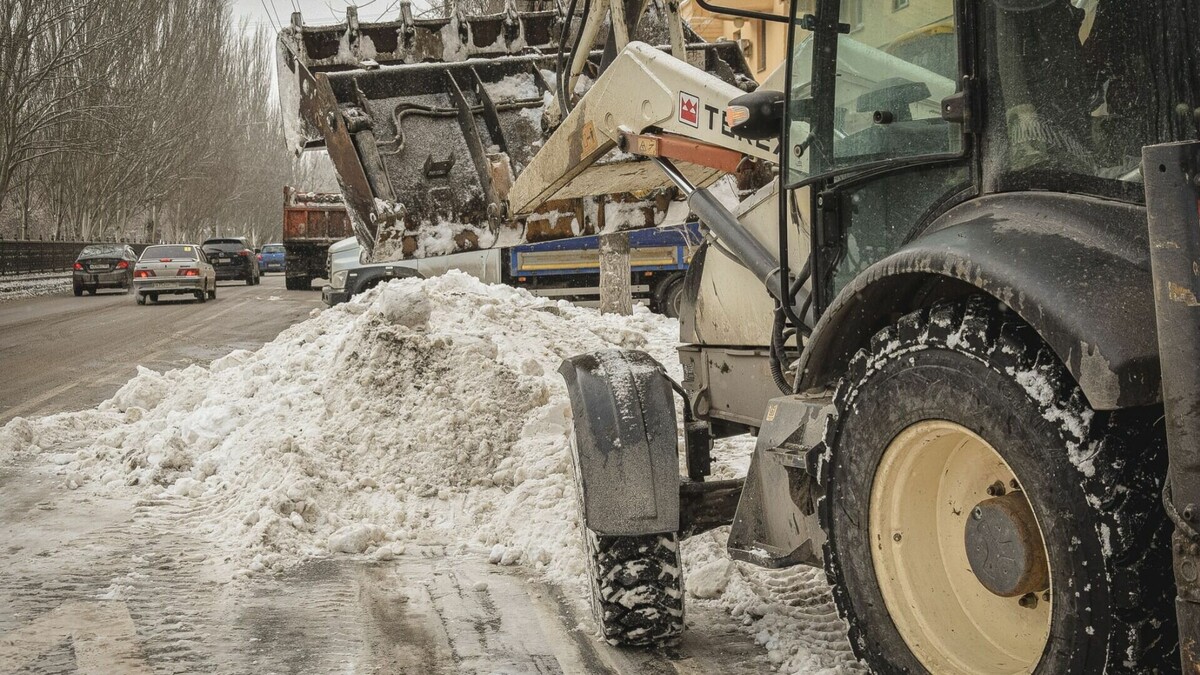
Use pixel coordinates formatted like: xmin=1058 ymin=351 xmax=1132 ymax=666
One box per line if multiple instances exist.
xmin=331 ymin=270 xmax=348 ymax=289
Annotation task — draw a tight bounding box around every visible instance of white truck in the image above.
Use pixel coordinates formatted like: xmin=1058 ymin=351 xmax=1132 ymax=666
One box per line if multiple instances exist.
xmin=323 ymin=222 xmax=701 ymax=317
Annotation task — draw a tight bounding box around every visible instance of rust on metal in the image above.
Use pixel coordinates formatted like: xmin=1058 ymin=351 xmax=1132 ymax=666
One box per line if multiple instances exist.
xmin=620 ymin=130 xmax=746 ymax=174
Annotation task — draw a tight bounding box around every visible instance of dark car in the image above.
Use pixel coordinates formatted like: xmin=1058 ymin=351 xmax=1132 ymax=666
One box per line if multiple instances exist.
xmin=201 ymin=238 xmax=260 ymax=285
xmin=257 ymin=243 xmax=285 ymax=274
xmin=73 ymin=244 xmax=137 ymax=296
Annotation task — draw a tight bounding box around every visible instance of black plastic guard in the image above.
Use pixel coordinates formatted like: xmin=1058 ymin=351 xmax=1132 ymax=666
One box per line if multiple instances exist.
xmin=559 ymin=350 xmax=680 ymax=536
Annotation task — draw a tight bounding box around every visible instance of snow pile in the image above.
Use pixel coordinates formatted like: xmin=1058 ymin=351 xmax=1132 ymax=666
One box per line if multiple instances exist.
xmin=1 ymin=272 xmax=675 ymax=581
xmin=0 ymin=273 xmax=71 ymax=302
xmin=1 ymin=271 xmax=856 ymax=672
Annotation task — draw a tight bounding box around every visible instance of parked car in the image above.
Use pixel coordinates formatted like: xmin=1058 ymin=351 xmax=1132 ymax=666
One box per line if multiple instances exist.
xmin=258 ymin=243 xmax=285 ymax=274
xmin=72 ymin=244 xmax=137 ymax=296
xmin=201 ymin=238 xmax=260 ymax=285
xmin=133 ymin=244 xmax=217 ymax=305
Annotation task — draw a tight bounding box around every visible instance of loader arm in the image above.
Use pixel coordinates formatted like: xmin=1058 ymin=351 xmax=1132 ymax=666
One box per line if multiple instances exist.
xmin=507 ymin=40 xmax=779 ymax=216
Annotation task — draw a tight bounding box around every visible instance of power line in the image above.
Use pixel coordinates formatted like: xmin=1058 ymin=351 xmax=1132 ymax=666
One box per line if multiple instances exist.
xmin=259 ymin=0 xmax=280 ymax=31
xmin=266 ymin=0 xmax=286 ymax=28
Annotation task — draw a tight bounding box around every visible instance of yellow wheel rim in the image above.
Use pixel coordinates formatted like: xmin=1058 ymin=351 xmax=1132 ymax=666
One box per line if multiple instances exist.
xmin=869 ymin=421 xmax=1052 ymax=674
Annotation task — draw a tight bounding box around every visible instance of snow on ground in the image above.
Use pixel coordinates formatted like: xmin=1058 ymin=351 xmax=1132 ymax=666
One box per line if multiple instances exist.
xmin=0 ymin=273 xmax=70 ymax=302
xmin=0 ymin=271 xmax=857 ymax=673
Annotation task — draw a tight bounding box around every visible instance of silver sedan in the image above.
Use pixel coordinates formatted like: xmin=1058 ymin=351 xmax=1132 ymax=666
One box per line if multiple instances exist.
xmin=133 ymin=244 xmax=217 ymax=305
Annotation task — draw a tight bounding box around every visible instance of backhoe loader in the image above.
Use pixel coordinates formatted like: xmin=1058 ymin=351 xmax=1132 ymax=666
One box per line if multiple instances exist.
xmin=280 ymin=0 xmax=1200 ymax=671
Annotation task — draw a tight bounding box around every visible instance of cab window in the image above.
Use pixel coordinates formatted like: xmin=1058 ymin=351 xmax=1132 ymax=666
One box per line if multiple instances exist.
xmin=788 ymin=0 xmax=961 ymax=183
xmin=987 ymin=0 xmax=1200 ymax=191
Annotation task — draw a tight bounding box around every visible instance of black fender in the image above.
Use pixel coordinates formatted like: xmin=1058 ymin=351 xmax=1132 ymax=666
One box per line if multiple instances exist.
xmin=349 ymin=264 xmax=422 ymax=296
xmin=559 ymin=350 xmax=680 ymax=536
xmin=797 ymin=192 xmax=1160 ymax=410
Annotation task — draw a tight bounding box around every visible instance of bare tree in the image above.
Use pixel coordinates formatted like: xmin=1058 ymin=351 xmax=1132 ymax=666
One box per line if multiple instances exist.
xmin=0 ymin=1 xmax=336 ymax=244
xmin=0 ymin=0 xmax=148 ymax=215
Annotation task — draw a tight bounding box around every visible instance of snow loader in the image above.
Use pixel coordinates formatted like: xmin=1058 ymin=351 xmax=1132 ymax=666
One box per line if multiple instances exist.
xmin=279 ymin=0 xmax=1200 ymax=671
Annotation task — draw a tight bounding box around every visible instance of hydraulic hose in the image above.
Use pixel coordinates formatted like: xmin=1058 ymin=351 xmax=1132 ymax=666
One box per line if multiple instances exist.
xmin=556 ymin=0 xmax=581 ymax=118
xmin=558 ymin=0 xmax=591 ymax=117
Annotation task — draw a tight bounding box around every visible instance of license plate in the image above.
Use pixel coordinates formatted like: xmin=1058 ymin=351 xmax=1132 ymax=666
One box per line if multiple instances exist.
xmin=90 ymin=265 xmax=110 ymax=271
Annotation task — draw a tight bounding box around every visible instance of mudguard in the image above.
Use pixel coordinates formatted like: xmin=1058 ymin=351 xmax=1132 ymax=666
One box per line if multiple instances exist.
xmin=798 ymin=192 xmax=1160 ymax=410
xmin=559 ymin=350 xmax=680 ymax=536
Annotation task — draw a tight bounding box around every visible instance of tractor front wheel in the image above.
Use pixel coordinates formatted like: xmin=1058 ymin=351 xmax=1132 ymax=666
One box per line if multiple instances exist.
xmin=571 ymin=438 xmax=684 ymax=647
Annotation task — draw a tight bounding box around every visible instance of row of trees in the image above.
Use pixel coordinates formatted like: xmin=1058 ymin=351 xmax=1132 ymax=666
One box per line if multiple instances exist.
xmin=0 ymin=0 xmax=334 ymax=244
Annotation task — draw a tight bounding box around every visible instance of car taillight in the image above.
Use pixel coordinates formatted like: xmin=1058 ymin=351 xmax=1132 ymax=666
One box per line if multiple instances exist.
xmin=135 ymin=269 xmax=154 ymax=278
xmin=73 ymin=262 xmax=83 ymax=270
xmin=160 ymin=258 xmax=172 ymax=262
xmin=177 ymin=268 xmax=200 ymax=277
xmin=116 ymin=260 xmax=129 ymax=269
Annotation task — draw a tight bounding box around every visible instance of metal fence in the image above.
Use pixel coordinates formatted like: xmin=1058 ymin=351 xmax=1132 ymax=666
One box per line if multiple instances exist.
xmin=0 ymin=240 xmax=152 ymax=276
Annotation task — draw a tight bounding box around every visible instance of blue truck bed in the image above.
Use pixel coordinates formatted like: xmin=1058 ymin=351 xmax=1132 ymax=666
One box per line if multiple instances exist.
xmin=509 ymin=222 xmax=702 ymax=277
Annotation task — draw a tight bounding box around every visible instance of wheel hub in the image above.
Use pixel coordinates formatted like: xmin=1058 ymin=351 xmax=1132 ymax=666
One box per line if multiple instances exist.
xmin=964 ymin=492 xmax=1050 ymax=598
xmin=869 ymin=420 xmax=1052 ymax=673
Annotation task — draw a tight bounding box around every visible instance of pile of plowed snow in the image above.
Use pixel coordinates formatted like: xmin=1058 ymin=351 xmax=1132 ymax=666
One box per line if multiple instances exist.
xmin=1 ymin=271 xmax=857 ymax=673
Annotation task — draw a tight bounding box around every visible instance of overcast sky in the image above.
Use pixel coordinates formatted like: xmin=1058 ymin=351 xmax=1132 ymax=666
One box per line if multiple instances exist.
xmin=229 ymin=0 xmax=424 ymax=30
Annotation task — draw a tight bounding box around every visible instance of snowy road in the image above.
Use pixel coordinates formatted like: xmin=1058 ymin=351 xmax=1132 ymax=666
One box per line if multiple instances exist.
xmin=0 ymin=274 xmax=322 ymax=424
xmin=0 ymin=274 xmax=858 ymax=674
xmin=0 ymin=457 xmax=773 ymax=674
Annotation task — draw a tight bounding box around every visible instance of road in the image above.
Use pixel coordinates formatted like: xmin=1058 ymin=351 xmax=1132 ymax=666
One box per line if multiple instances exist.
xmin=0 ymin=276 xmax=791 ymax=674
xmin=0 ymin=274 xmax=322 ymax=424
xmin=0 ymin=460 xmax=772 ymax=675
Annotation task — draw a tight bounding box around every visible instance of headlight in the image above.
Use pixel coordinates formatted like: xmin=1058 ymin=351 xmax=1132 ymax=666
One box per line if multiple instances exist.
xmin=331 ymin=270 xmax=348 ymax=289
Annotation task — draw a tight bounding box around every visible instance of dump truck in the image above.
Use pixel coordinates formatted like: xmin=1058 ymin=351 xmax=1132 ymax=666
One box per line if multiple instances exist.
xmin=324 ymin=221 xmax=701 ymax=315
xmin=280 ymin=0 xmax=1200 ymax=671
xmin=282 ymin=186 xmax=354 ymax=290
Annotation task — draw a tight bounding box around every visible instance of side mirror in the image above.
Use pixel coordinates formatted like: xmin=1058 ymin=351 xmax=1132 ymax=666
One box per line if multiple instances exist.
xmin=725 ymin=90 xmax=786 ymax=140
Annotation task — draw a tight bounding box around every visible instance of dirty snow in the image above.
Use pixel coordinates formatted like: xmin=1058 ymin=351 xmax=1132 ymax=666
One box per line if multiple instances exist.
xmin=0 ymin=271 xmax=856 ymax=673
xmin=0 ymin=273 xmax=71 ymax=302
xmin=489 ymin=74 xmax=541 ymax=102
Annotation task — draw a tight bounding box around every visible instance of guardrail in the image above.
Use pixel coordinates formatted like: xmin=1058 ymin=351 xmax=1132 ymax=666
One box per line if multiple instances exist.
xmin=0 ymin=241 xmax=152 ymax=276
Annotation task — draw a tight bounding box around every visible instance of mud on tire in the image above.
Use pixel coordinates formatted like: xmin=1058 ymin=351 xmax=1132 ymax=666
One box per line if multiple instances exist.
xmin=585 ymin=530 xmax=685 ymax=647
xmin=819 ymin=296 xmax=1175 ymax=673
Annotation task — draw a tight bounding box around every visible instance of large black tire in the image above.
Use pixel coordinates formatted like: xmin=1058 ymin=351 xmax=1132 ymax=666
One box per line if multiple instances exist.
xmin=820 ymin=297 xmax=1174 ymax=674
xmin=208 ymin=283 xmax=216 ymax=300
xmin=285 ymin=275 xmax=307 ymax=291
xmin=585 ymin=530 xmax=685 ymax=646
xmin=653 ymin=274 xmax=685 ymax=319
xmin=73 ymin=284 xmax=83 ymax=297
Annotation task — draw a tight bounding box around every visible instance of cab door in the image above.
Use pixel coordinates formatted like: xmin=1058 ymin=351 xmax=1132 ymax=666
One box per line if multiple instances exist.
xmin=783 ymin=0 xmax=975 ymax=314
